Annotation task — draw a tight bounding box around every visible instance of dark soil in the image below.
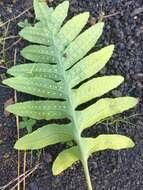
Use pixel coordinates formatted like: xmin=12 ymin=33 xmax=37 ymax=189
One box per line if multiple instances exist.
xmin=0 ymin=0 xmax=143 ymax=189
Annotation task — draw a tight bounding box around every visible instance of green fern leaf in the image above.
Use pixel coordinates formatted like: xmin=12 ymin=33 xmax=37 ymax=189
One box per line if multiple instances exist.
xmin=83 ymin=135 xmax=135 ymax=158
xmin=33 ymin=0 xmax=53 ymax=21
xmin=52 ymin=146 xmax=79 ymax=175
xmin=51 ymin=1 xmax=69 ymax=33
xmin=53 ymin=134 xmax=134 ymax=174
xmin=21 ymin=45 xmax=55 ymax=63
xmin=7 ymin=63 xmax=62 ymax=81
xmin=19 ymin=26 xmax=51 ymax=45
xmin=78 ymin=97 xmax=138 ymax=131
xmin=3 ymin=1 xmax=138 ymax=190
xmin=6 ymin=100 xmax=69 ymax=120
xmin=15 ymin=124 xmax=72 ymax=149
xmin=67 ymin=45 xmax=115 ymax=87
xmin=72 ymin=76 xmax=124 ymax=107
xmin=63 ymin=22 xmax=104 ymax=69
xmin=3 ymin=77 xmax=65 ymax=98
xmin=58 ymin=12 xmax=89 ymax=48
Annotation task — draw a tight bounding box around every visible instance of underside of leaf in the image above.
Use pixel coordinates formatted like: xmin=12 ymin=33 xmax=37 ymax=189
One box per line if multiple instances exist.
xmin=3 ymin=1 xmax=138 ymax=190
xmin=14 ymin=124 xmax=72 ymax=150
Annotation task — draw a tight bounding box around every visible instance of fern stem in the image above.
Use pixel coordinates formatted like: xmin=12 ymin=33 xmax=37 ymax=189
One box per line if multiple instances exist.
xmin=52 ymin=35 xmax=93 ymax=190
xmin=82 ymin=159 xmax=93 ymax=190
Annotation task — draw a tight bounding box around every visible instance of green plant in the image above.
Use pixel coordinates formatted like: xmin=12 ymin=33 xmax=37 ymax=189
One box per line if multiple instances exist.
xmin=19 ymin=118 xmax=36 ymax=134
xmin=3 ymin=1 xmax=138 ymax=189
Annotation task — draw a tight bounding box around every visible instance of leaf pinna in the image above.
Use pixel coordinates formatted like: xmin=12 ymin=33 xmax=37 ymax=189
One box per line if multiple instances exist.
xmin=3 ymin=1 xmax=138 ymax=189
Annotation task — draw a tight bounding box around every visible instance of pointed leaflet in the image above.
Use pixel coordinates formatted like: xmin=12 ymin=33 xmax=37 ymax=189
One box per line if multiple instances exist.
xmin=33 ymin=0 xmax=53 ymax=21
xmin=14 ymin=124 xmax=72 ymax=150
xmin=21 ymin=45 xmax=55 ymax=63
xmin=7 ymin=63 xmax=62 ymax=81
xmin=6 ymin=100 xmax=70 ymax=120
xmin=3 ymin=77 xmax=66 ymax=99
xmin=53 ymin=146 xmax=79 ymax=175
xmin=19 ymin=26 xmax=51 ymax=45
xmin=67 ymin=45 xmax=114 ymax=87
xmin=57 ymin=12 xmax=89 ymax=49
xmin=82 ymin=135 xmax=135 ymax=159
xmin=78 ymin=97 xmax=138 ymax=131
xmin=63 ymin=22 xmax=104 ymax=69
xmin=73 ymin=76 xmax=124 ymax=108
xmin=51 ymin=1 xmax=69 ymax=33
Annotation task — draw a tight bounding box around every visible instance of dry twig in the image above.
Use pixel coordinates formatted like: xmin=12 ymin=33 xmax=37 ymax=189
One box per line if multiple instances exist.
xmin=14 ymin=49 xmax=21 ymax=190
xmin=0 ymin=163 xmax=40 ymax=190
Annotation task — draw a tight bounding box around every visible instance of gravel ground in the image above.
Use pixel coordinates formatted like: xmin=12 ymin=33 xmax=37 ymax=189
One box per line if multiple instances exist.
xmin=0 ymin=0 xmax=143 ymax=189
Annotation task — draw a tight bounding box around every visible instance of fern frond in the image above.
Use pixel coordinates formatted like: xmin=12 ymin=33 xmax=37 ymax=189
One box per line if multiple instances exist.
xmin=3 ymin=1 xmax=138 ymax=189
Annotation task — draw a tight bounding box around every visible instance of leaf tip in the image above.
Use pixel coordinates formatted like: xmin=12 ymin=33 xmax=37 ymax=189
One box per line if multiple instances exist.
xmin=14 ymin=142 xmax=19 ymax=150
xmin=119 ymin=75 xmax=124 ymax=83
xmin=14 ymin=137 xmax=24 ymax=150
xmin=6 ymin=68 xmax=12 ymax=75
xmin=124 ymin=136 xmax=135 ymax=149
xmin=2 ymin=78 xmax=10 ymax=86
xmin=108 ymin=44 xmax=115 ymax=52
xmin=21 ymin=48 xmax=25 ymax=57
xmin=93 ymin=21 xmax=104 ymax=36
xmin=97 ymin=21 xmax=104 ymax=29
xmin=131 ymin=97 xmax=139 ymax=106
xmin=130 ymin=140 xmax=135 ymax=148
xmin=19 ymin=29 xmax=24 ymax=37
xmin=5 ymin=105 xmax=12 ymax=113
xmin=110 ymin=75 xmax=124 ymax=86
xmin=83 ymin=11 xmax=90 ymax=18
xmin=14 ymin=137 xmax=28 ymax=150
xmin=52 ymin=162 xmax=60 ymax=176
xmin=61 ymin=1 xmax=70 ymax=9
xmin=125 ymin=96 xmax=139 ymax=108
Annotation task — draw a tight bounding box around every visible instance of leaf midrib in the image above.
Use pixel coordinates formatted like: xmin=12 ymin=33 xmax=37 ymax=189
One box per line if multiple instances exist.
xmin=52 ymin=34 xmax=85 ymax=158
